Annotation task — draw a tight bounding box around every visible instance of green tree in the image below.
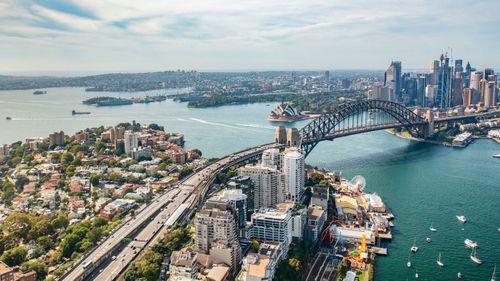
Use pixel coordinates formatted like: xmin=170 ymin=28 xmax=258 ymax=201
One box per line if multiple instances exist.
xmin=251 ymin=240 xmax=260 ymax=252
xmin=60 ymin=233 xmax=80 ymax=258
xmin=89 ymin=174 xmax=100 ymax=187
xmin=178 ymin=167 xmax=193 ymax=180
xmin=51 ymin=214 xmax=69 ymax=230
xmin=1 ymin=246 xmax=28 ymax=266
xmin=2 ymin=212 xmax=33 ymax=239
xmin=20 ymin=260 xmax=48 ymax=281
xmin=60 ymin=152 xmax=74 ymax=165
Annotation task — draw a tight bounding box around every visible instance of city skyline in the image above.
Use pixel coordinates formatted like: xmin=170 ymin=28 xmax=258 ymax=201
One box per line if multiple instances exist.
xmin=1 ymin=0 xmax=500 ymax=74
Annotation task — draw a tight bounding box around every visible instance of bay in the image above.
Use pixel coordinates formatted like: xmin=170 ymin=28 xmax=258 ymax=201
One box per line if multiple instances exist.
xmin=1 ymin=87 xmax=499 ymax=280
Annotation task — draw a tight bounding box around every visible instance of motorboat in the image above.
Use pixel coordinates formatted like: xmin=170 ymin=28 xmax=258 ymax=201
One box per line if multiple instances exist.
xmin=457 ymin=272 xmax=462 ymax=279
xmin=470 ymin=248 xmax=482 ymax=265
xmin=493 ymin=154 xmax=500 ymax=158
xmin=464 ymin=239 xmax=478 ymax=248
xmin=407 ymin=253 xmax=412 ymax=268
xmin=411 ymin=237 xmax=418 ymax=252
xmin=426 ymin=237 xmax=432 ymax=243
xmin=429 ymin=224 xmax=437 ymax=232
xmin=457 ymin=215 xmax=467 ymax=223
xmin=5 ymin=117 xmax=12 ymax=120
xmin=437 ymin=252 xmax=444 ymax=267
xmin=415 ymin=270 xmax=419 ymax=279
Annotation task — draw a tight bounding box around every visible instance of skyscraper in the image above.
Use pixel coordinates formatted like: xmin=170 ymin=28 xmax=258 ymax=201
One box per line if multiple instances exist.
xmin=384 ymin=61 xmax=402 ymax=102
xmin=416 ymin=76 xmax=427 ymax=107
xmin=435 ymin=54 xmax=453 ymax=108
xmin=470 ymin=71 xmax=483 ymax=104
xmin=463 ymin=88 xmax=473 ymax=108
xmin=282 ymin=148 xmax=305 ymax=204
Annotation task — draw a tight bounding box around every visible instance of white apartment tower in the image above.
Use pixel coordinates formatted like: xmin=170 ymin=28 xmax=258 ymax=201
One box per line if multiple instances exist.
xmin=282 ymin=147 xmax=305 ymax=204
xmin=124 ymin=130 xmax=139 ymax=155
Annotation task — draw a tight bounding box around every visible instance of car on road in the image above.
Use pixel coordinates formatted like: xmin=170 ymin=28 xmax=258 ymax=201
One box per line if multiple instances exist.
xmin=111 ymin=256 xmax=116 ymax=260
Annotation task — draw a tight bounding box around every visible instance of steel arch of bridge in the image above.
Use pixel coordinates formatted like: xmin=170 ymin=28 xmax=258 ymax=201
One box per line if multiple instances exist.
xmin=299 ymin=100 xmax=427 ymax=157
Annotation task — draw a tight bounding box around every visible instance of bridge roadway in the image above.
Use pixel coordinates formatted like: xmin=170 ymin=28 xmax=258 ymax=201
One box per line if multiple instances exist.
xmin=61 ymin=142 xmax=282 ymax=281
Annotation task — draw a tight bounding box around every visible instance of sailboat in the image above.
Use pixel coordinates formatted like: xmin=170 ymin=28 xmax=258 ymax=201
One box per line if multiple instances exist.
xmin=429 ymin=223 xmax=437 ymax=232
xmin=470 ymin=248 xmax=482 ymax=264
xmin=437 ymin=252 xmax=444 ymax=267
xmin=407 ymin=253 xmax=412 ymax=268
xmin=492 ymin=264 xmax=497 ymax=281
xmin=456 ymin=215 xmax=467 ymax=223
xmin=457 ymin=272 xmax=462 ymax=279
xmin=415 ymin=269 xmax=419 ymax=279
xmin=411 ymin=237 xmax=419 ymax=252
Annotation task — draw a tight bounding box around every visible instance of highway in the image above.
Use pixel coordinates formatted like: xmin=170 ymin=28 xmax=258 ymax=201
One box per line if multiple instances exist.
xmin=61 ymin=142 xmax=281 ymax=281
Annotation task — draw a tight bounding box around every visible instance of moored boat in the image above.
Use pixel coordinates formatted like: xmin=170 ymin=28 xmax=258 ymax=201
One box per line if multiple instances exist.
xmin=493 ymin=154 xmax=500 ymax=158
xmin=464 ymin=239 xmax=478 ymax=248
xmin=411 ymin=237 xmax=418 ymax=253
xmin=456 ymin=215 xmax=467 ymax=223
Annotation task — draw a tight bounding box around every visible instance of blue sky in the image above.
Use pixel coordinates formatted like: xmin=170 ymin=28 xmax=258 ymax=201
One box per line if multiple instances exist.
xmin=1 ymin=0 xmax=499 ymax=75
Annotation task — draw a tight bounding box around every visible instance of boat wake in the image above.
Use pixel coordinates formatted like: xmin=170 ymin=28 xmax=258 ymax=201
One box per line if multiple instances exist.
xmin=235 ymin=123 xmax=275 ymax=130
xmin=189 ymin=118 xmax=240 ymax=129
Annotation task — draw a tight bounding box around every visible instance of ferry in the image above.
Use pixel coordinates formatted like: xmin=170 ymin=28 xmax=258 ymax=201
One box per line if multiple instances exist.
xmin=470 ymin=248 xmax=482 ymax=264
xmin=464 ymin=239 xmax=478 ymax=248
xmin=456 ymin=215 xmax=467 ymax=223
xmin=493 ymin=154 xmax=500 ymax=158
xmin=72 ymin=110 xmax=91 ymax=115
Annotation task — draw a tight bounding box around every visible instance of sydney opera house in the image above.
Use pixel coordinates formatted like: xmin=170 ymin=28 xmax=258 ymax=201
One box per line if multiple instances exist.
xmin=267 ymin=103 xmax=308 ymax=122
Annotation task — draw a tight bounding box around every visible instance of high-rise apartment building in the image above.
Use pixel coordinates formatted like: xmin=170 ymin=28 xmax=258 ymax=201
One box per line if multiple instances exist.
xmin=124 ymin=130 xmax=139 ymax=155
xmin=194 ymin=196 xmax=241 ymax=273
xmin=249 ymin=209 xmax=293 ymax=254
xmin=49 ymin=131 xmax=65 ymax=147
xmin=282 ymin=148 xmax=305 ymax=204
xmin=238 ymin=165 xmax=279 ymax=209
xmin=261 ymin=148 xmax=281 ymax=169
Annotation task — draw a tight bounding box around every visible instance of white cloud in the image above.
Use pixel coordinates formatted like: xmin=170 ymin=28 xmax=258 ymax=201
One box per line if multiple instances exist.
xmin=0 ymin=0 xmax=499 ymax=73
xmin=31 ymin=4 xmax=101 ymax=32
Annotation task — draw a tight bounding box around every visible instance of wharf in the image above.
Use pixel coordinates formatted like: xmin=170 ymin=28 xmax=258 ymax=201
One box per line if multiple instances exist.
xmin=378 ymin=232 xmax=392 ymax=240
xmin=370 ymin=247 xmax=388 ymax=255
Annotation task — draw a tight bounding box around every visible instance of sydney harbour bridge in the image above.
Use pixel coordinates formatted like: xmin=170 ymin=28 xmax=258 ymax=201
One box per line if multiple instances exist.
xmin=62 ymin=100 xmax=499 ymax=281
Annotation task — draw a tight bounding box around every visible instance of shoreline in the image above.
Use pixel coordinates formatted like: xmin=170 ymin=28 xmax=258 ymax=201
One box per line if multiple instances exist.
xmin=386 ymin=129 xmax=500 ymax=147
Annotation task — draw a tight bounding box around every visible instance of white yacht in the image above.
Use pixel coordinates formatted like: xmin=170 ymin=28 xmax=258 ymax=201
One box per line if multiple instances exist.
xmin=411 ymin=237 xmax=419 ymax=252
xmin=493 ymin=154 xmax=500 ymax=158
xmin=437 ymin=252 xmax=444 ymax=267
xmin=464 ymin=239 xmax=478 ymax=248
xmin=457 ymin=215 xmax=467 ymax=223
xmin=429 ymin=224 xmax=437 ymax=232
xmin=470 ymin=248 xmax=482 ymax=264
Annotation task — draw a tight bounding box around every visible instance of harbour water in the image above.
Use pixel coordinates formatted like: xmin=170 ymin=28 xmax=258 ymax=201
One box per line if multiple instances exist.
xmin=1 ymin=88 xmax=499 ymax=280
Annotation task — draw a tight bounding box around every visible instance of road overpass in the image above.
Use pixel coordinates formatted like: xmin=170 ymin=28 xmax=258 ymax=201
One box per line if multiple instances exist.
xmin=60 ymin=143 xmax=282 ymax=281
